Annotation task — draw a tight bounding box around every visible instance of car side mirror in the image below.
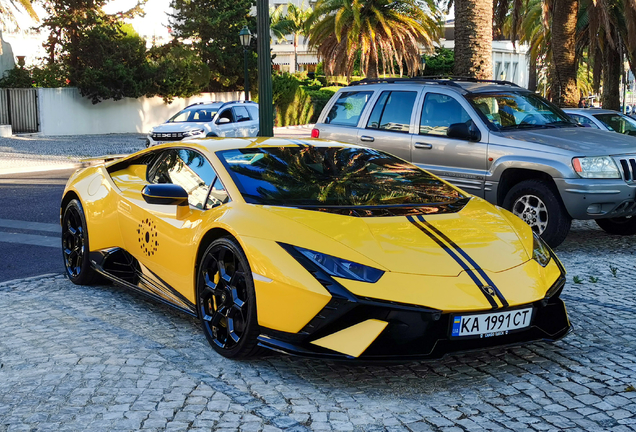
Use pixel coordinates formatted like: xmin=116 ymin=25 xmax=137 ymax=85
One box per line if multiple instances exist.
xmin=142 ymin=184 xmax=189 ymax=206
xmin=447 ymin=122 xmax=481 ymax=141
xmin=217 ymin=117 xmax=231 ymax=124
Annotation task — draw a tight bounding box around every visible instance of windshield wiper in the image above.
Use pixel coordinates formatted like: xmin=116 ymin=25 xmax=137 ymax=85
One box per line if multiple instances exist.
xmin=546 ymin=121 xmax=577 ymax=127
xmin=500 ymin=123 xmax=556 ymax=130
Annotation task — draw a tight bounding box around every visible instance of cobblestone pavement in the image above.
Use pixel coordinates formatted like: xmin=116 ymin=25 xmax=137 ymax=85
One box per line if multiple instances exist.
xmin=1 ymin=222 xmax=636 ymax=432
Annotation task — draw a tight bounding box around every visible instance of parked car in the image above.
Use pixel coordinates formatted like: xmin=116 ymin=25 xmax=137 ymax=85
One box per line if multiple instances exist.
xmin=146 ymin=101 xmax=259 ymax=147
xmin=564 ymin=108 xmax=636 ymax=136
xmin=312 ymin=77 xmax=636 ymax=247
xmin=61 ymin=137 xmax=570 ymax=360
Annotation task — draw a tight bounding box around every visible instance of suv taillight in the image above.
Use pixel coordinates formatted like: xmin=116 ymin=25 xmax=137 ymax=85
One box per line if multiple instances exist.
xmin=311 ymin=128 xmax=320 ymax=138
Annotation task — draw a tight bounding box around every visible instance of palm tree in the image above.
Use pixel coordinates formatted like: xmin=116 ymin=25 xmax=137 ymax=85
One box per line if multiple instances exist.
xmin=307 ymin=0 xmax=442 ymax=79
xmin=0 ymin=0 xmax=38 ymax=29
xmin=270 ymin=2 xmax=313 ymax=73
xmin=551 ymin=0 xmax=579 ymax=106
xmin=453 ymin=0 xmax=493 ymax=79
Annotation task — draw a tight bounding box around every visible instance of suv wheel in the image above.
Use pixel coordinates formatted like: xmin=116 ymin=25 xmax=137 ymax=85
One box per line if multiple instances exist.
xmin=595 ymin=217 xmax=636 ymax=235
xmin=503 ymin=179 xmax=571 ymax=248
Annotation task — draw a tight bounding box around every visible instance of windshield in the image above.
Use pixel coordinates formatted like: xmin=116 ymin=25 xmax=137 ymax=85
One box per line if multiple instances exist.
xmin=219 ymin=147 xmax=467 ymax=208
xmin=168 ymin=107 xmax=218 ymax=123
xmin=594 ymin=113 xmax=636 ymax=136
xmin=467 ymin=92 xmax=576 ymax=130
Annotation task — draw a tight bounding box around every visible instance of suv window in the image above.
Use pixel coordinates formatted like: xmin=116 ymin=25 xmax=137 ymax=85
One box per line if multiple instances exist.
xmin=233 ymin=106 xmax=251 ymax=122
xmin=420 ymin=93 xmax=473 ymax=137
xmin=569 ymin=114 xmax=599 ymax=129
xmin=325 ymin=91 xmax=373 ymax=126
xmin=169 ymin=107 xmax=218 ymax=123
xmin=148 ymin=149 xmax=226 ymax=209
xmin=217 ymin=109 xmax=234 ymax=124
xmin=366 ymin=91 xmax=417 ymax=133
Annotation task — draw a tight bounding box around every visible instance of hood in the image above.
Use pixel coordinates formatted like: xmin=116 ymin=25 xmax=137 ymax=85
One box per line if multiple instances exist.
xmin=151 ymin=122 xmax=211 ymax=133
xmin=497 ymin=127 xmax=636 ymax=156
xmin=263 ymin=199 xmax=531 ymax=277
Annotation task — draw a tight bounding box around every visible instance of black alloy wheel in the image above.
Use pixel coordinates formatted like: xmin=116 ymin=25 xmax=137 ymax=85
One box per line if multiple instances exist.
xmin=595 ymin=216 xmax=636 ymax=235
xmin=62 ymin=199 xmax=100 ymax=285
xmin=197 ymin=237 xmax=260 ymax=358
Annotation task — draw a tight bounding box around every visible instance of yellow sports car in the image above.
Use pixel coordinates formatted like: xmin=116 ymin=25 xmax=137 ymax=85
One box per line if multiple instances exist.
xmin=61 ymin=138 xmax=570 ymax=360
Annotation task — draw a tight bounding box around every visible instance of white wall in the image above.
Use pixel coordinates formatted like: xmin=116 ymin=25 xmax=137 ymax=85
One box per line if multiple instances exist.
xmin=439 ymin=40 xmax=530 ymax=88
xmin=38 ymin=88 xmax=242 ymax=136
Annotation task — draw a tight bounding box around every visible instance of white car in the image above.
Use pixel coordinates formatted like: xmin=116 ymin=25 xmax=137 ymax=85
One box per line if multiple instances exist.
xmin=147 ymin=101 xmax=259 ymax=147
xmin=564 ymin=108 xmax=636 ymax=136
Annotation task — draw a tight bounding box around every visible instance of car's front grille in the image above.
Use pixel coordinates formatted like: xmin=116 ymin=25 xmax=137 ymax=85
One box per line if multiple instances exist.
xmin=152 ymin=132 xmax=184 ymax=141
xmin=617 ymin=157 xmax=636 ymax=182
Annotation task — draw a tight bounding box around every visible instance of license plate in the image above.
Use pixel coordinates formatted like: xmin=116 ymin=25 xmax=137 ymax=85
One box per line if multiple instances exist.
xmin=450 ymin=307 xmax=533 ymax=338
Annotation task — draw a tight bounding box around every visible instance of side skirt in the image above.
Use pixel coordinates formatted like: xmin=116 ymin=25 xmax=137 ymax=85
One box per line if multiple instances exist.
xmin=89 ymin=248 xmax=197 ymax=317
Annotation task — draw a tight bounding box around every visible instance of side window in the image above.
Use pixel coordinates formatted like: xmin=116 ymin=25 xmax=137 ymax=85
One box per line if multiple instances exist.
xmin=324 ymin=91 xmax=373 ymax=126
xmin=148 ymin=149 xmax=219 ymax=209
xmin=206 ymin=177 xmax=229 ymax=209
xmin=570 ymin=114 xmax=599 ymax=129
xmin=246 ymin=105 xmax=259 ymax=120
xmin=217 ymin=109 xmax=234 ymax=124
xmin=233 ymin=106 xmax=251 ymax=122
xmin=420 ymin=93 xmax=474 ymax=137
xmin=366 ymin=91 xmax=417 ymax=133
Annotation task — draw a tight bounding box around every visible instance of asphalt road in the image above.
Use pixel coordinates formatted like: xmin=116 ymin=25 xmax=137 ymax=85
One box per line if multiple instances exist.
xmin=0 ymin=168 xmax=76 ymax=282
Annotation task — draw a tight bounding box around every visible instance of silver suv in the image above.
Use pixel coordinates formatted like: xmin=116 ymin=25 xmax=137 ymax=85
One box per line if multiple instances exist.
xmin=147 ymin=101 xmax=259 ymax=147
xmin=312 ymin=78 xmax=636 ymax=247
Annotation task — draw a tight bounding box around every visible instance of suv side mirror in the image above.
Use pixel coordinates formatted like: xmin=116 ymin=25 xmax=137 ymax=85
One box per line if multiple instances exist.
xmin=142 ymin=184 xmax=189 ymax=206
xmin=217 ymin=117 xmax=231 ymax=124
xmin=447 ymin=123 xmax=481 ymax=142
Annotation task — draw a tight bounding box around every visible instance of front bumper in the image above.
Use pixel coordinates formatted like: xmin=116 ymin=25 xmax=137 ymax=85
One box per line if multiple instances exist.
xmin=555 ymin=178 xmax=636 ymax=219
xmin=258 ymin=295 xmax=570 ymax=361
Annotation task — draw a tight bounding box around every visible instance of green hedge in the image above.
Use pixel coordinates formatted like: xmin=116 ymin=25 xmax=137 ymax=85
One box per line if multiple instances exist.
xmin=275 ymin=85 xmax=335 ymax=126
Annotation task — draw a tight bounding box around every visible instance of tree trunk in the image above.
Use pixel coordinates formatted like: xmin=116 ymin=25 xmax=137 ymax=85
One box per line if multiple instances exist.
xmin=528 ymin=55 xmax=537 ymax=91
xmin=367 ymin=43 xmax=379 ymax=79
xmin=551 ymin=0 xmax=579 ymax=107
xmin=454 ymin=0 xmax=493 ymax=79
xmin=293 ymin=32 xmax=298 ymax=73
xmin=602 ymin=45 xmax=621 ymax=111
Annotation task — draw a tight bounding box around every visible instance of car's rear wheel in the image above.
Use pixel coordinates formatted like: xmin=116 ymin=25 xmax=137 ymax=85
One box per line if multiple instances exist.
xmin=62 ymin=199 xmax=101 ymax=285
xmin=595 ymin=216 xmax=636 ymax=235
xmin=197 ymin=237 xmax=260 ymax=358
xmin=503 ymin=179 xmax=571 ymax=248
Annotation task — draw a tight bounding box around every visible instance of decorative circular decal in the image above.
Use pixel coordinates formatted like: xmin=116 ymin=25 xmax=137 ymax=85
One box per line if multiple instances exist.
xmin=137 ymin=218 xmax=159 ymax=256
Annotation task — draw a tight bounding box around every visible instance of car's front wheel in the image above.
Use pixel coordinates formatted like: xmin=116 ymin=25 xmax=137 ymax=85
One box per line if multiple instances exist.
xmin=62 ymin=199 xmax=101 ymax=285
xmin=595 ymin=216 xmax=636 ymax=235
xmin=503 ymin=179 xmax=572 ymax=248
xmin=197 ymin=237 xmax=260 ymax=358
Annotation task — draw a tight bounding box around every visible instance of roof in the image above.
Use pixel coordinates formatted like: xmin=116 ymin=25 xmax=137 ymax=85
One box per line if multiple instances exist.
xmin=153 ymin=137 xmax=360 ymax=155
xmin=347 ymin=77 xmax=525 ymax=94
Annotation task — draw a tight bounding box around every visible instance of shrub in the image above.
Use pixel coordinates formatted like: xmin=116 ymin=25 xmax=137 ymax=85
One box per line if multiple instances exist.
xmin=275 ymin=85 xmax=335 ymax=126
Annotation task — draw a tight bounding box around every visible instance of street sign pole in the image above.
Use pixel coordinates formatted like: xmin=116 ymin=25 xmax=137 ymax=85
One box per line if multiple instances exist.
xmin=256 ymin=0 xmax=274 ymax=137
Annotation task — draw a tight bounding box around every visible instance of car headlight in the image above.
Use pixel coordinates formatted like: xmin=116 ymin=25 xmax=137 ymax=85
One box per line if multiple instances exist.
xmin=532 ymin=232 xmax=551 ymax=267
xmin=293 ymin=246 xmax=384 ymax=283
xmin=572 ymin=156 xmax=620 ymax=178
xmin=183 ymin=128 xmax=205 ymax=137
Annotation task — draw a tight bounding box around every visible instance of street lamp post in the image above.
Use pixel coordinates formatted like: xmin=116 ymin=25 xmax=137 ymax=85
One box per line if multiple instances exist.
xmin=256 ymin=0 xmax=274 ymax=137
xmin=239 ymin=26 xmax=252 ymax=101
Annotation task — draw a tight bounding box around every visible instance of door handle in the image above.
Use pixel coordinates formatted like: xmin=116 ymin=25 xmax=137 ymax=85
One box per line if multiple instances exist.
xmin=360 ymin=136 xmax=375 ymax=142
xmin=414 ymin=142 xmax=433 ymax=149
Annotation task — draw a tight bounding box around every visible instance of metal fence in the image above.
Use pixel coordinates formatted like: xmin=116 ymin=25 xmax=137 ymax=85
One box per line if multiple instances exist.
xmin=0 ymin=88 xmax=39 ymax=133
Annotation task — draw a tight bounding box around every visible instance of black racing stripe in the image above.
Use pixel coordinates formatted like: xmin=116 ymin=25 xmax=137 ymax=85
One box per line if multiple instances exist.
xmin=407 ymin=216 xmax=498 ymax=309
xmin=416 ymin=215 xmax=509 ymax=308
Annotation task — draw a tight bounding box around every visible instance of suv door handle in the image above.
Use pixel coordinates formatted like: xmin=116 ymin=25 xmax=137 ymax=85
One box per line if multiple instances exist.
xmin=414 ymin=142 xmax=433 ymax=149
xmin=360 ymin=136 xmax=375 ymax=142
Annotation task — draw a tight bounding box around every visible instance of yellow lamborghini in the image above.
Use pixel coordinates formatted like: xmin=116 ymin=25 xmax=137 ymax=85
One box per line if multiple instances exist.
xmin=61 ymin=138 xmax=570 ymax=360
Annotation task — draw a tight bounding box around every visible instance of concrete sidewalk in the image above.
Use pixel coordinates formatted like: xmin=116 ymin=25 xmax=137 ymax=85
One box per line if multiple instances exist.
xmin=0 ymin=126 xmax=314 ymax=176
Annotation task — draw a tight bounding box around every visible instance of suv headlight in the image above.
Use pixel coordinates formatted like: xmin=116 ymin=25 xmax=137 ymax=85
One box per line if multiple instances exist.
xmin=532 ymin=232 xmax=551 ymax=267
xmin=572 ymin=156 xmax=620 ymax=178
xmin=183 ymin=128 xmax=205 ymax=137
xmin=293 ymin=246 xmax=384 ymax=283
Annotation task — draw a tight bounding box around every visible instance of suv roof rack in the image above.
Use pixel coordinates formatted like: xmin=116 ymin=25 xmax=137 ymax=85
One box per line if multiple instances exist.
xmin=349 ymin=76 xmax=521 ymax=88
xmin=185 ymin=101 xmax=214 ymax=108
xmin=217 ymin=100 xmax=258 ymax=111
xmin=185 ymin=100 xmax=257 ymax=109
xmin=424 ymin=76 xmax=521 ymax=88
